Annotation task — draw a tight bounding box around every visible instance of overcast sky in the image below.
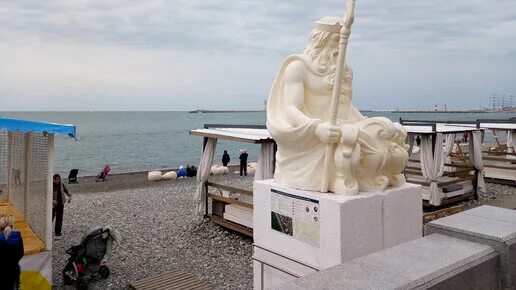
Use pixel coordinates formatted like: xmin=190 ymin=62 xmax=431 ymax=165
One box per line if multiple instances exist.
xmin=1 ymin=0 xmax=515 ymax=111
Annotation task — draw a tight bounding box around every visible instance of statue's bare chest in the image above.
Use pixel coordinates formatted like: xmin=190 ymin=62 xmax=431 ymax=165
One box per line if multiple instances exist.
xmin=304 ymin=71 xmax=334 ymax=97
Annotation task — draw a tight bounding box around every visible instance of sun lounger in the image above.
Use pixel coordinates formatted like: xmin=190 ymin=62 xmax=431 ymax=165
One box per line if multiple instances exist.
xmin=68 ymin=169 xmax=79 ymax=184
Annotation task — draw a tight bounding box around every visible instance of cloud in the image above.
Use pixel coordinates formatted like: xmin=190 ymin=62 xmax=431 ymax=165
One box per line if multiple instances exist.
xmin=1 ymin=0 xmax=516 ymax=110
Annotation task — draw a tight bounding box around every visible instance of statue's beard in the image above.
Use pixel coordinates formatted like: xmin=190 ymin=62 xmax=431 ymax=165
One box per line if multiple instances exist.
xmin=307 ymin=46 xmax=339 ymax=78
xmin=304 ymin=44 xmax=353 ymax=98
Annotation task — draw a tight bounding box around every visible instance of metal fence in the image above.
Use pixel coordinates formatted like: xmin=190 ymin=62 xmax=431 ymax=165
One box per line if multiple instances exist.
xmin=28 ymin=133 xmax=49 ymax=242
xmin=0 ymin=130 xmax=50 ymax=244
xmin=10 ymin=131 xmax=25 ymax=214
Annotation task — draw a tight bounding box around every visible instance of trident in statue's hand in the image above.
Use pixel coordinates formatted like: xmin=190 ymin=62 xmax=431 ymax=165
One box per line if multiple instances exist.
xmin=320 ymin=0 xmax=357 ymax=193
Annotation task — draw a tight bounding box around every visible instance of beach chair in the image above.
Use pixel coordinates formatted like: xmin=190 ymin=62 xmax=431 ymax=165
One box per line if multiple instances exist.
xmin=68 ymin=169 xmax=79 ymax=184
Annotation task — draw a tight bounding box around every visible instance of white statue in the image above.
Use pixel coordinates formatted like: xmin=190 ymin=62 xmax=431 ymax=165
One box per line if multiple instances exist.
xmin=267 ymin=9 xmax=408 ymax=195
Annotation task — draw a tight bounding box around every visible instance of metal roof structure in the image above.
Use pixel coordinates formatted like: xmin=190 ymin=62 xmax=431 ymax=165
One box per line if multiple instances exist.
xmin=191 ymin=119 xmax=516 ymax=140
xmin=189 ymin=124 xmax=273 ymax=143
xmin=399 ymin=118 xmax=516 ymax=133
xmin=0 ymin=117 xmax=77 ymax=138
xmin=400 ymin=123 xmax=480 ymax=134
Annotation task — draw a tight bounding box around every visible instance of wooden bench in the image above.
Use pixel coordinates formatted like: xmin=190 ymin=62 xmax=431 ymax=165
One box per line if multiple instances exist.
xmin=130 ymin=269 xmax=212 ymax=290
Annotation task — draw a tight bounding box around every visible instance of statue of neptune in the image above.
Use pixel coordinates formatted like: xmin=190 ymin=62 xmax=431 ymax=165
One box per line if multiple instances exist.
xmin=267 ymin=16 xmax=409 ymax=195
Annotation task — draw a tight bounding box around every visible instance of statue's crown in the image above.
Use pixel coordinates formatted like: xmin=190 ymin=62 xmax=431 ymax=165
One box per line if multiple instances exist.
xmin=314 ymin=18 xmax=342 ymax=33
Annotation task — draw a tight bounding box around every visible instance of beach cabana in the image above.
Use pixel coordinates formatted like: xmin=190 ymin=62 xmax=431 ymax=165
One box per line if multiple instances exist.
xmin=476 ymin=119 xmax=516 ymax=185
xmin=400 ymin=120 xmax=483 ymax=207
xmin=411 ymin=118 xmax=516 ymax=186
xmin=190 ymin=124 xmax=275 ymax=236
xmin=0 ymin=117 xmax=76 ymax=289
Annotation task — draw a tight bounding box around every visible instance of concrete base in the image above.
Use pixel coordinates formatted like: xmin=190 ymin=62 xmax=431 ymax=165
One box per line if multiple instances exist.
xmin=253 ymin=180 xmax=422 ymax=289
xmin=427 ymin=205 xmax=516 ymax=289
xmin=277 ymin=234 xmax=500 ymax=290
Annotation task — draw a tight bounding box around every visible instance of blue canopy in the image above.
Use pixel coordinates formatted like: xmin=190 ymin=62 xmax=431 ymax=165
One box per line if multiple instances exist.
xmin=0 ymin=117 xmax=77 ymax=139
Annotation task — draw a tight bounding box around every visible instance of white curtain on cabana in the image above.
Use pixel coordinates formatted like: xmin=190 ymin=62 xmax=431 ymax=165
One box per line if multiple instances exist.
xmin=444 ymin=133 xmax=455 ymax=171
xmin=255 ymin=143 xmax=274 ymax=181
xmin=420 ymin=133 xmax=445 ymax=206
xmin=508 ymin=130 xmax=515 ymax=153
xmin=407 ymin=134 xmax=415 ymax=157
xmin=469 ymin=130 xmax=486 ymax=194
xmin=195 ymin=138 xmax=217 ymax=216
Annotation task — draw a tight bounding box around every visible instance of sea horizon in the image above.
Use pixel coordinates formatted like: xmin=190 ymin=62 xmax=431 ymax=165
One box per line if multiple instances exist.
xmin=2 ymin=108 xmax=514 ymax=113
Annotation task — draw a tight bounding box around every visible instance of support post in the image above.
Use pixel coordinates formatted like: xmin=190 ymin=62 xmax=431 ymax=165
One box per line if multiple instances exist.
xmin=46 ymin=134 xmax=54 ymax=250
xmin=23 ymin=133 xmax=30 ymax=217
xmin=205 ymin=182 xmax=209 ymax=218
xmin=202 ymin=137 xmax=209 ymax=218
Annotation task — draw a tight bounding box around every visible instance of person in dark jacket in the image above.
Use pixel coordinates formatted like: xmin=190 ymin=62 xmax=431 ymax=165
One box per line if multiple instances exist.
xmin=239 ymin=149 xmax=248 ymax=176
xmin=222 ymin=150 xmax=230 ymax=167
xmin=415 ymin=135 xmax=421 ymax=147
xmin=0 ymin=215 xmax=24 ymax=290
xmin=186 ymin=165 xmax=193 ymax=177
xmin=53 ymin=174 xmax=72 ymax=236
xmin=190 ymin=165 xmax=197 ymax=177
xmin=186 ymin=165 xmax=198 ymax=177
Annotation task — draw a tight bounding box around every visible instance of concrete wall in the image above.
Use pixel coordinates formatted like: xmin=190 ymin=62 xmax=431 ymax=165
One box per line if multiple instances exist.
xmin=277 ymin=206 xmax=516 ymax=290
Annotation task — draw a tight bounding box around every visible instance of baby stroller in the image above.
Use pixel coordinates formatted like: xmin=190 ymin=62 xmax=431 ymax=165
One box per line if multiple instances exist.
xmin=63 ymin=226 xmax=120 ymax=290
xmin=95 ymin=165 xmax=110 ymax=182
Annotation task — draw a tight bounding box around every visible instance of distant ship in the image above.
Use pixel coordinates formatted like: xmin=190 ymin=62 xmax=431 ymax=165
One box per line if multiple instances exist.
xmin=188 ymin=109 xmax=265 ymax=113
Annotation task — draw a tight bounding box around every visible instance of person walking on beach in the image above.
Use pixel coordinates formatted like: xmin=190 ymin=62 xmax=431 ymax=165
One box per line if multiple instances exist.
xmin=0 ymin=215 xmax=24 ymax=290
xmin=415 ymin=135 xmax=421 ymax=147
xmin=239 ymin=149 xmax=248 ymax=176
xmin=52 ymin=174 xmax=72 ymax=236
xmin=222 ymin=150 xmax=230 ymax=167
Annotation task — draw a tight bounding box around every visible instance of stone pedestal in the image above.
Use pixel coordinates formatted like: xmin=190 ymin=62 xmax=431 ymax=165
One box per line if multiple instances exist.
xmin=427 ymin=205 xmax=516 ymax=289
xmin=253 ymin=180 xmax=422 ymax=290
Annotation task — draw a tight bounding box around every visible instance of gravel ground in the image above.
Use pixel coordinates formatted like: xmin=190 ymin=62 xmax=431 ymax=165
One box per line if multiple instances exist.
xmin=478 ymin=182 xmax=515 ymax=200
xmin=459 ymin=182 xmax=516 ymax=208
xmin=52 ymin=173 xmax=255 ymax=290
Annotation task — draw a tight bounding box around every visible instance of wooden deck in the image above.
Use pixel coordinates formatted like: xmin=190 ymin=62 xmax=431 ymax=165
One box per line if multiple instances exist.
xmin=0 ymin=200 xmax=46 ymax=256
xmin=130 ymin=269 xmax=212 ymax=290
xmin=423 ymin=205 xmax=466 ymax=225
xmin=209 ymin=214 xmax=253 ymax=237
xmin=206 ymin=181 xmax=254 ymax=237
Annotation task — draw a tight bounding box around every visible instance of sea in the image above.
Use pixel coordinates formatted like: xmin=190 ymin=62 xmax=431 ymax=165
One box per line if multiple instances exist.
xmin=1 ymin=111 xmax=514 ymax=177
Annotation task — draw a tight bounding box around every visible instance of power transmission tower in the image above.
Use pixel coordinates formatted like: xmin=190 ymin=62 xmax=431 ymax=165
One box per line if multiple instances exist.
xmin=490 ymin=94 xmax=497 ymax=110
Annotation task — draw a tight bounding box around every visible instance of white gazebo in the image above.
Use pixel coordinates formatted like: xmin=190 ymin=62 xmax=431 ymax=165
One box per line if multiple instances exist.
xmin=400 ymin=120 xmax=484 ymax=207
xmin=416 ymin=118 xmax=516 ymax=185
xmin=475 ymin=119 xmax=516 ymax=185
xmin=0 ymin=117 xmax=76 ymax=289
xmin=189 ymin=124 xmax=275 ymax=236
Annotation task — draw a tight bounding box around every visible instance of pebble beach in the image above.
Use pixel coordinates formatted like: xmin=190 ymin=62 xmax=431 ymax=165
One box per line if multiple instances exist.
xmin=51 ymin=170 xmax=515 ymax=290
xmin=52 ymin=171 xmax=255 ymax=290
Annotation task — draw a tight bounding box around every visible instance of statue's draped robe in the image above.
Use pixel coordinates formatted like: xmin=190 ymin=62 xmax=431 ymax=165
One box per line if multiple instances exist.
xmin=266 ymin=54 xmax=363 ymax=192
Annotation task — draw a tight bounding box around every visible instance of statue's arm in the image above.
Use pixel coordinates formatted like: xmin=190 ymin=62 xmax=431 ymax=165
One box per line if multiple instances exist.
xmin=282 ymin=61 xmax=312 ymax=127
